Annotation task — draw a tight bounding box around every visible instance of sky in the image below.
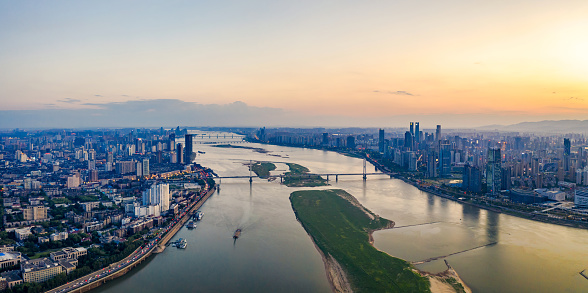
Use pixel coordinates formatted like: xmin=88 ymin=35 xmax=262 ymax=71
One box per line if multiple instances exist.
xmin=1 ymin=0 xmax=588 ymax=128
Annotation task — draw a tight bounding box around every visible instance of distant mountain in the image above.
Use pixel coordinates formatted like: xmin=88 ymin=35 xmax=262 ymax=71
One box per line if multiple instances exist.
xmin=477 ymin=120 xmax=588 ymax=134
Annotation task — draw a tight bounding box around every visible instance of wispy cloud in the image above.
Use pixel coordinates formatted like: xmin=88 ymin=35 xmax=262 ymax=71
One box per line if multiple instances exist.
xmin=94 ymin=94 xmax=103 ymax=97
xmin=373 ymin=90 xmax=416 ymax=96
xmin=57 ymin=98 xmax=81 ymax=104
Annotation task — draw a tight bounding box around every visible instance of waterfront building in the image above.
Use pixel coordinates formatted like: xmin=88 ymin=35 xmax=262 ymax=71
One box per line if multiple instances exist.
xmin=462 ymin=164 xmax=482 ymax=193
xmin=487 ymin=147 xmax=502 ymax=195
xmin=346 ymin=136 xmax=356 ymax=149
xmin=184 ymin=134 xmax=193 ymax=164
xmin=438 ymin=140 xmax=451 ymax=177
xmin=575 ymin=188 xmax=588 ymax=207
xmin=378 ymin=129 xmax=385 ymax=153
xmin=177 ymin=143 xmax=184 ymax=164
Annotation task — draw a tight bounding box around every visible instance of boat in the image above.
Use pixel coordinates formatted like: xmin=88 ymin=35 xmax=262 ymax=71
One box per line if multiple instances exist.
xmin=198 ymin=151 xmax=205 ymax=154
xmin=195 ymin=211 xmax=203 ymax=221
xmin=177 ymin=238 xmax=187 ymax=249
xmin=233 ymin=229 xmax=241 ymax=239
xmin=187 ymin=220 xmax=196 ymax=229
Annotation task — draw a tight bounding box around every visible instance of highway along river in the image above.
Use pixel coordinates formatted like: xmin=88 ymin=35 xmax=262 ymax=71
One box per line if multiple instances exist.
xmin=94 ymin=132 xmax=588 ymax=293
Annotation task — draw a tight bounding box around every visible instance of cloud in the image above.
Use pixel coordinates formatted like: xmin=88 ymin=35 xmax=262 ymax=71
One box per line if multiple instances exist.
xmin=373 ymin=90 xmax=416 ymax=96
xmin=94 ymin=95 xmax=103 ymax=97
xmin=57 ymin=98 xmax=81 ymax=104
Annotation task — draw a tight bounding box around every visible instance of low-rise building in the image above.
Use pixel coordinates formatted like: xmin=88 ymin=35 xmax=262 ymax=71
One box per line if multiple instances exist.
xmin=1 ymin=270 xmax=23 ymax=289
xmin=0 ymin=252 xmax=21 ymax=269
xmin=14 ymin=228 xmax=32 ymax=241
xmin=21 ymin=258 xmax=63 ymax=283
xmin=49 ymin=231 xmax=68 ymax=242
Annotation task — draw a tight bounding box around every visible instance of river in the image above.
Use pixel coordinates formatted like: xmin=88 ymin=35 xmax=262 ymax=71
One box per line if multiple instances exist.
xmin=94 ymin=132 xmax=588 ymax=293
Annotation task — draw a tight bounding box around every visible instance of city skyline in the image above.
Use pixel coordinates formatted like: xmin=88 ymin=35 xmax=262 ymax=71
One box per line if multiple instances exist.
xmin=2 ymin=1 xmax=588 ymax=127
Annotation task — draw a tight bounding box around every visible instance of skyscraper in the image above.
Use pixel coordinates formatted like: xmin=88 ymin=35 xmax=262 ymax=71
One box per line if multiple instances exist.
xmin=409 ymin=122 xmax=414 ymax=136
xmin=184 ymin=134 xmax=193 ymax=164
xmin=142 ymin=159 xmax=150 ymax=177
xmin=346 ymin=136 xmax=355 ymax=149
xmin=169 ymin=133 xmax=176 ymax=151
xmin=436 ymin=125 xmax=442 ymax=141
xmin=404 ymin=131 xmax=413 ymax=151
xmin=486 ymin=147 xmax=502 ymax=194
xmin=463 ymin=164 xmax=482 ymax=193
xmin=438 ymin=140 xmax=451 ymax=177
xmin=378 ymin=129 xmax=385 ymax=153
xmin=177 ymin=143 xmax=184 ymax=164
xmin=415 ymin=122 xmax=420 ymax=143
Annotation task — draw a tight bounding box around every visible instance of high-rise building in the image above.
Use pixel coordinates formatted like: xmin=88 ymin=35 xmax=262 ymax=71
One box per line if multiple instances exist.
xmin=142 ymin=159 xmax=150 ymax=177
xmin=438 ymin=140 xmax=451 ymax=177
xmin=436 ymin=125 xmax=442 ymax=141
xmin=564 ymin=138 xmax=571 ymax=171
xmin=177 ymin=143 xmax=184 ymax=164
xmin=184 ymin=134 xmax=193 ymax=164
xmin=23 ymin=206 xmax=48 ymax=221
xmin=90 ymin=170 xmax=98 ymax=182
xmin=486 ymin=147 xmax=502 ymax=194
xmin=415 ymin=122 xmax=420 ymax=143
xmin=404 ymin=131 xmax=413 ymax=151
xmin=346 ymin=136 xmax=356 ymax=149
xmin=322 ymin=133 xmax=329 ymax=145
xmin=462 ymin=164 xmax=482 ymax=193
xmin=410 ymin=122 xmax=414 ymax=136
xmin=169 ymin=133 xmax=176 ymax=151
xmin=427 ymin=152 xmax=437 ymax=178
xmin=142 ymin=184 xmax=171 ymax=212
xmin=378 ymin=129 xmax=385 ymax=153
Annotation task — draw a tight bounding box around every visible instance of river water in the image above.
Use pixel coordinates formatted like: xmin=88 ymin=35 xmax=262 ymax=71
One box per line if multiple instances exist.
xmin=95 ymin=132 xmax=588 ymax=293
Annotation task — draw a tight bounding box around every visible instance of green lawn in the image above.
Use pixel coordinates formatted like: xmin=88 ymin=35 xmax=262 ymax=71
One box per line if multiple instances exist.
xmin=290 ymin=189 xmax=430 ymax=293
xmin=251 ymin=162 xmax=276 ymax=179
xmin=283 ymin=163 xmax=328 ymax=187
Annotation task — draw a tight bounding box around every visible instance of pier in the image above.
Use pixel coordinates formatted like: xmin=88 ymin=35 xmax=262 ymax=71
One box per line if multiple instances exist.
xmin=411 ymin=242 xmax=498 ymax=265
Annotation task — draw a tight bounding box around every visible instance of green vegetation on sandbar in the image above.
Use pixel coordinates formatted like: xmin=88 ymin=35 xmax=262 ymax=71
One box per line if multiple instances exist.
xmin=283 ymin=163 xmax=328 ymax=187
xmin=290 ymin=189 xmax=430 ymax=293
xmin=213 ymin=144 xmax=268 ymax=153
xmin=251 ymin=162 xmax=276 ymax=179
xmin=285 ymin=163 xmax=310 ymax=174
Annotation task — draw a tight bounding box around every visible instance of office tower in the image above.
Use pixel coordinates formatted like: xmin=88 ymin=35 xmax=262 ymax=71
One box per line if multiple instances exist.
xmin=346 ymin=136 xmax=356 ymax=149
xmin=486 ymin=147 xmax=502 ymax=194
xmin=378 ymin=129 xmax=385 ymax=153
xmin=427 ymin=152 xmax=437 ymax=178
xmin=322 ymin=133 xmax=329 ymax=145
xmin=184 ymin=134 xmax=193 ymax=164
xmin=564 ymin=138 xmax=571 ymax=156
xmin=514 ymin=137 xmax=523 ymax=150
xmin=410 ymin=122 xmax=414 ymax=136
xmin=142 ymin=159 xmax=150 ymax=176
xmin=404 ymin=131 xmax=413 ymax=151
xmin=415 ymin=122 xmax=420 ymax=143
xmin=438 ymin=140 xmax=451 ymax=177
xmin=169 ymin=133 xmax=176 ymax=151
xmin=501 ymin=166 xmax=512 ymax=190
xmin=564 ymin=138 xmax=571 ymax=171
xmin=436 ymin=125 xmax=442 ymax=141
xmin=136 ymin=161 xmax=143 ymax=177
xmin=463 ymin=164 xmax=482 ymax=193
xmin=177 ymin=143 xmax=184 ymax=164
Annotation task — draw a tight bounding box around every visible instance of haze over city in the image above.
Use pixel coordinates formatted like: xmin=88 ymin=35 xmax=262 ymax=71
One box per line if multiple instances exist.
xmin=2 ymin=0 xmax=588 ymax=128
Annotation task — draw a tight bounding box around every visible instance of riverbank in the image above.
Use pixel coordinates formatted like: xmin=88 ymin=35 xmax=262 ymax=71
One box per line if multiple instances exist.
xmin=290 ymin=189 xmax=468 ymax=293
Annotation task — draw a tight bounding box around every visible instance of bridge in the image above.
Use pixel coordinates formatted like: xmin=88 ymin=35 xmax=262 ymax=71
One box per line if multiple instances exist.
xmin=215 ymin=158 xmax=396 ymax=183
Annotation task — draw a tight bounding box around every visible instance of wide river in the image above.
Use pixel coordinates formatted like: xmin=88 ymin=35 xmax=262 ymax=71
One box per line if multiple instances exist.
xmin=96 ymin=132 xmax=588 ymax=293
